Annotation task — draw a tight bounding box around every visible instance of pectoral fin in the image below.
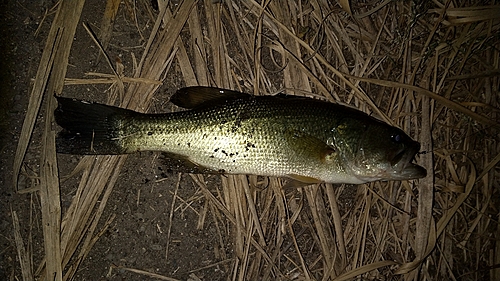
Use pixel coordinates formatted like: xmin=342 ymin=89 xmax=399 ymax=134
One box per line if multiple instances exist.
xmin=283 ymin=174 xmax=323 ymax=188
xmin=285 ymin=130 xmax=337 ymax=163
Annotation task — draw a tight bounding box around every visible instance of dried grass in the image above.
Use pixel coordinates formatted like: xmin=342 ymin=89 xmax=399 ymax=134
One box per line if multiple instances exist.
xmin=12 ymin=0 xmax=500 ymax=280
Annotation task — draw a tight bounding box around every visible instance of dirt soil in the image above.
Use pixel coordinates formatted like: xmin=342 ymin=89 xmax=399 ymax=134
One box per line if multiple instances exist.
xmin=1 ymin=0 xmax=43 ymax=278
xmin=0 ymin=1 xmax=231 ymax=280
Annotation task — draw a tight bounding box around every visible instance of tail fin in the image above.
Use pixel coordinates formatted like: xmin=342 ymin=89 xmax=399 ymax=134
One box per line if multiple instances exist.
xmin=54 ymin=97 xmax=135 ymax=155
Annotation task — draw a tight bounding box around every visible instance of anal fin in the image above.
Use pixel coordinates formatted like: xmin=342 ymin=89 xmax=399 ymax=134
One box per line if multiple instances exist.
xmin=160 ymin=152 xmax=222 ymax=174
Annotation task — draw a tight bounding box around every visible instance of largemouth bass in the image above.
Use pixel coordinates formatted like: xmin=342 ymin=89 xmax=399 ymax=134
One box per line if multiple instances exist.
xmin=54 ymin=87 xmax=426 ymax=184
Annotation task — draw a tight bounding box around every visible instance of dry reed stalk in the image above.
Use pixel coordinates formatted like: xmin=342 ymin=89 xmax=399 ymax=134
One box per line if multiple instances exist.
xmin=165 ymin=173 xmax=182 ymax=261
xmin=15 ymin=1 xmax=193 ymax=280
xmin=13 ymin=1 xmax=86 ymax=281
xmin=96 ymin=0 xmax=121 ymax=64
xmin=13 ymin=0 xmax=85 ymax=189
xmin=187 ymin=2 xmax=269 ymax=280
xmin=430 ymin=5 xmax=500 ymax=25
xmin=39 ymin=96 xmax=62 ymax=281
xmin=57 ymin=3 xmax=196 ymax=280
xmin=342 ymin=75 xmax=500 ymax=129
xmin=15 ymin=0 xmax=500 ymax=280
xmin=64 ymin=73 xmax=162 ymax=86
xmin=11 ymin=210 xmax=34 ymax=281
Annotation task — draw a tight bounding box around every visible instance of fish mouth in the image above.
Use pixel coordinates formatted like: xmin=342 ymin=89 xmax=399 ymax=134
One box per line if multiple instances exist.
xmin=352 ymin=141 xmax=427 ymax=182
xmin=389 ymin=141 xmax=426 ymax=180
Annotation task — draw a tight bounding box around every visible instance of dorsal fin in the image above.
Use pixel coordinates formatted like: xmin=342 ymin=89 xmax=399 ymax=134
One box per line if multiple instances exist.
xmin=171 ymin=86 xmax=251 ymax=109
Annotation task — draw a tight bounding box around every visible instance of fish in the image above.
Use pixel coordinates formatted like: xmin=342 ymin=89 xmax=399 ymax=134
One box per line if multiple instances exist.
xmin=54 ymin=86 xmax=426 ymax=184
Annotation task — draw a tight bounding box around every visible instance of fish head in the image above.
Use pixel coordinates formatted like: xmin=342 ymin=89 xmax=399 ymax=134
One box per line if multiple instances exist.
xmin=333 ymin=118 xmax=426 ymax=182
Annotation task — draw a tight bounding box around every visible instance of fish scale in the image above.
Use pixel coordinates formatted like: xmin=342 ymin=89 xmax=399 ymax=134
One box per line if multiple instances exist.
xmin=120 ymin=98 xmax=337 ymax=175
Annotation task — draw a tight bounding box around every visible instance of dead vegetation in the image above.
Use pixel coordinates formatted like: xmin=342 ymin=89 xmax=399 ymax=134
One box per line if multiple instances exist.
xmin=11 ymin=0 xmax=500 ymax=280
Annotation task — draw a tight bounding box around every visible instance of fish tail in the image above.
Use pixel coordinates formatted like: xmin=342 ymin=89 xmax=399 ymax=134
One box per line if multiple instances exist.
xmin=54 ymin=96 xmax=134 ymax=155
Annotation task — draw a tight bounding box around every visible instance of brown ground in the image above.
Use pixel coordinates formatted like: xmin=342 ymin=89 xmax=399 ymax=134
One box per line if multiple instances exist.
xmin=1 ymin=1 xmax=499 ymax=281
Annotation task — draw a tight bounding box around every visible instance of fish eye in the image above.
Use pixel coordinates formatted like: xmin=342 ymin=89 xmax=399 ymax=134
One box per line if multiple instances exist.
xmin=391 ymin=134 xmax=402 ymax=143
